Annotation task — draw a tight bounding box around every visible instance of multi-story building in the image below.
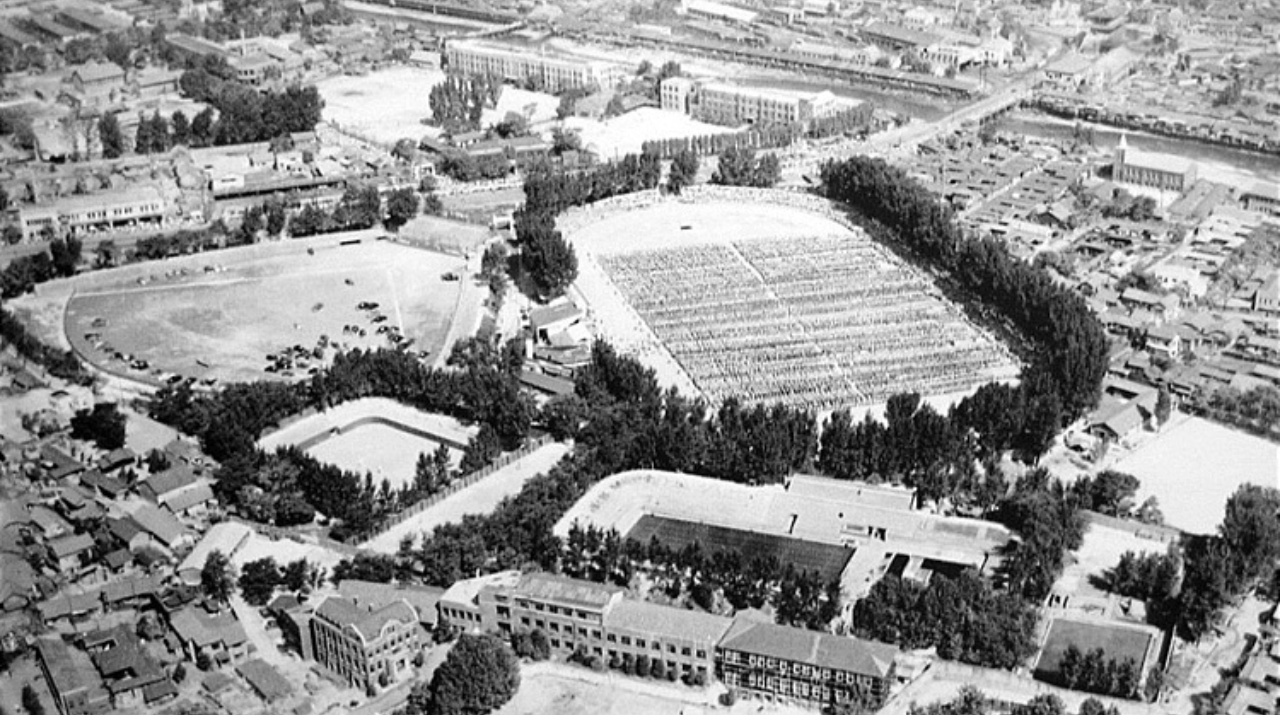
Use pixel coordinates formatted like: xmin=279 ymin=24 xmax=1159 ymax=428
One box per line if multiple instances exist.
xmin=309 ymin=596 xmax=428 ymax=693
xmin=1113 ymin=135 xmax=1197 ymax=192
xmin=444 ymin=39 xmax=621 ymax=93
xmin=716 ymin=614 xmax=897 ymax=708
xmin=478 ymin=573 xmax=731 ymax=683
xmin=663 ymin=79 xmax=841 ymax=127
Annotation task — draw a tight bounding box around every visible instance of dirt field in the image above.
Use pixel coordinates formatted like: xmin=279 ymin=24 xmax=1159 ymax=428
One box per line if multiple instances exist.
xmin=361 ymin=441 xmax=570 ymax=554
xmin=64 ymin=241 xmax=464 ymax=384
xmin=564 ymin=107 xmax=742 ymax=159
xmin=1111 ymin=414 xmax=1280 ymax=535
xmin=306 ymin=424 xmax=463 ymax=490
xmin=317 ymin=67 xmax=446 ymax=146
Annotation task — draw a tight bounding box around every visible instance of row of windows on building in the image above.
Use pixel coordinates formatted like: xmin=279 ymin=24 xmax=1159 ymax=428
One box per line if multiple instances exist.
xmin=721 ymin=652 xmax=863 ymax=682
xmin=505 ymin=612 xmax=709 ymax=659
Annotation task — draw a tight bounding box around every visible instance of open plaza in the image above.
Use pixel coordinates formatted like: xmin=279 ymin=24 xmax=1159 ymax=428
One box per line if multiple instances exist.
xmin=316 ymin=66 xmax=447 ymax=146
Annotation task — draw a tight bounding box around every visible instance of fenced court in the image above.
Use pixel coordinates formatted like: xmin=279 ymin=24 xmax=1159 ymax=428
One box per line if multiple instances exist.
xmin=1034 ymin=618 xmax=1156 ymax=685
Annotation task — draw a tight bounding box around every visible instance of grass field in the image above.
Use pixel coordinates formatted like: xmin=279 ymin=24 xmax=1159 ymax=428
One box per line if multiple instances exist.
xmin=626 ymin=514 xmax=854 ymax=582
xmin=1035 ymin=618 xmax=1154 ymax=683
xmin=65 ymin=241 xmax=465 ymax=385
xmin=1112 ymin=414 xmax=1280 ymax=535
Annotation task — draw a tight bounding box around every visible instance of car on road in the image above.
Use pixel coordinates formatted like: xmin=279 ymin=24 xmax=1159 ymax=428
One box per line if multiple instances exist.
xmin=442 ymin=272 xmax=459 ymax=281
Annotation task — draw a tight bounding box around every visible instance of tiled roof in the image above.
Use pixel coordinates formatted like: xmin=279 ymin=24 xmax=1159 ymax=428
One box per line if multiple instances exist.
xmin=335 ymin=580 xmax=444 ymax=626
xmin=38 ymin=591 xmax=99 ymax=619
xmin=143 ymin=465 xmax=198 ymax=497
xmin=49 ymin=533 xmax=95 ymax=558
xmin=161 ymin=483 xmax=213 ymax=513
xmin=170 ymin=606 xmax=249 ymax=649
xmin=130 ymin=504 xmax=188 ymax=546
xmin=316 ymin=596 xmax=419 ymax=643
xmin=236 ymin=658 xmax=292 ymax=702
xmin=718 ymin=617 xmax=896 ymax=678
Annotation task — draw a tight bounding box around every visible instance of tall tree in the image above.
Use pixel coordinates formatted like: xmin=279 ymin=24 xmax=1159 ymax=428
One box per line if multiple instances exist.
xmin=201 ymin=550 xmax=237 ymax=605
xmin=384 ymin=187 xmax=419 ymax=231
xmin=70 ymin=402 xmax=127 ymax=450
xmin=428 ymin=634 xmax=520 ymax=714
xmin=98 ymin=112 xmax=124 ymax=159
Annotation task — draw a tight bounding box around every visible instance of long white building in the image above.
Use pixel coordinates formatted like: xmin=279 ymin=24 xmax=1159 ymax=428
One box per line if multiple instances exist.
xmin=443 ymin=39 xmax=622 ymax=93
xmin=660 ymin=78 xmax=841 ymax=127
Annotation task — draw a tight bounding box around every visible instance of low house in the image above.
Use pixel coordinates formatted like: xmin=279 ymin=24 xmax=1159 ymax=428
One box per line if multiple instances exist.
xmin=102 ymin=548 xmax=132 ymax=574
xmin=1120 ymin=287 xmax=1179 ymax=319
xmin=34 ymin=637 xmax=112 ymax=714
xmin=163 ymin=438 xmax=203 ymax=467
xmin=1087 ymin=400 xmax=1146 ymax=444
xmin=29 ymin=505 xmax=74 ymax=539
xmin=41 ymin=445 xmax=84 ymax=481
xmin=130 ymin=504 xmax=193 ymax=550
xmin=139 ymin=465 xmax=199 ymax=502
xmin=38 ymin=592 xmax=101 ymax=625
xmin=96 ymin=448 xmax=136 ymax=474
xmin=105 ymin=516 xmax=150 ymax=552
xmin=236 ymin=658 xmax=293 ymax=704
xmin=47 ymin=533 xmax=96 ymax=575
xmin=102 ymin=576 xmax=162 ymax=610
xmin=169 ymin=605 xmax=252 ymax=667
xmin=1145 ymin=325 xmax=1184 ymax=361
xmin=81 ymin=469 xmax=128 ymax=499
xmin=529 ymin=298 xmax=585 ymax=344
xmin=160 ymin=482 xmax=214 ymax=517
xmin=90 ymin=628 xmax=170 ymax=709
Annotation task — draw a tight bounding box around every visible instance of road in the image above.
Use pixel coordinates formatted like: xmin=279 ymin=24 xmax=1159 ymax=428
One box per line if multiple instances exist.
xmin=780 ymin=79 xmax=1036 ymax=187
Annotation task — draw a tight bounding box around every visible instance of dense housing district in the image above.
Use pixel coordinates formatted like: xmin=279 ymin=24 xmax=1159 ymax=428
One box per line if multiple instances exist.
xmin=0 ymin=0 xmax=1278 ymax=714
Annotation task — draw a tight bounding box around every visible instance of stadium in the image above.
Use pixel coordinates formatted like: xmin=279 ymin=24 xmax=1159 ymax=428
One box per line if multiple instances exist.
xmin=554 ymin=470 xmax=1012 ymax=605
xmin=562 ymin=185 xmax=1020 ymax=414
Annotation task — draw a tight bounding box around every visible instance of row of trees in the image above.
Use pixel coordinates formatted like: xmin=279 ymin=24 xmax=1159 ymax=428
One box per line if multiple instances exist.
xmin=0 ymin=308 xmax=88 ymax=383
xmin=429 ymin=73 xmax=501 ymax=133
xmin=1 ymin=237 xmax=81 ymax=298
xmin=819 ymin=156 xmax=1110 ymax=428
xmin=1055 ymin=645 xmax=1143 ymax=699
xmin=514 ymin=152 xmax=663 ymax=298
xmin=559 ymin=523 xmax=840 ymax=630
xmin=710 ymin=146 xmax=780 ymax=188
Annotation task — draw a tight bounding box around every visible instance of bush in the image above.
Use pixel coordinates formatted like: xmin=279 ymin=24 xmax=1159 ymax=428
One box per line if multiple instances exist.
xmin=651 ymin=658 xmax=666 ymax=679
xmin=622 ymin=655 xmax=636 ymax=675
xmin=720 ymin=690 xmax=736 ymax=707
xmin=636 ymin=655 xmax=652 ymax=677
xmin=609 ymin=655 xmax=622 ymax=670
xmin=667 ymin=667 xmax=678 ymax=682
xmin=586 ymin=654 xmax=605 ymax=672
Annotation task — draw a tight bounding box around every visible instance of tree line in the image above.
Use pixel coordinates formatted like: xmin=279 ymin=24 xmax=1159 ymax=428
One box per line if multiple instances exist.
xmin=1 ymin=237 xmax=81 ymax=299
xmin=819 ymin=156 xmax=1110 ymax=428
xmin=639 ymin=105 xmax=874 ymax=162
xmin=559 ymin=523 xmax=840 ymax=631
xmin=514 ymin=152 xmax=662 ymax=298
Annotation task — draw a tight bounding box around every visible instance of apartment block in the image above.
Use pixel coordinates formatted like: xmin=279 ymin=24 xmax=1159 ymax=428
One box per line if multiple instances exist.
xmin=444 ymin=39 xmax=621 ymax=93
xmin=18 ymin=185 xmax=167 ymax=241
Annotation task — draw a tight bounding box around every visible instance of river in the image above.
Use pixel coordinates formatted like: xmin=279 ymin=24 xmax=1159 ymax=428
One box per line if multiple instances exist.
xmin=993 ymin=110 xmax=1280 ymax=190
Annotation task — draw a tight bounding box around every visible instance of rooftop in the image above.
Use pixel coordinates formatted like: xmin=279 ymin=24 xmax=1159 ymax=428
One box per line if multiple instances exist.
xmin=316 ymin=596 xmax=419 ymax=643
xmin=606 ymin=600 xmax=734 ymax=646
xmin=335 ymin=580 xmax=445 ymax=627
xmin=236 ymin=658 xmax=292 ymax=703
xmin=514 ymin=572 xmax=621 ymax=611
xmin=169 ymin=606 xmax=249 ymax=649
xmin=130 ymin=504 xmax=189 ymax=546
xmin=142 ymin=464 xmax=198 ymax=497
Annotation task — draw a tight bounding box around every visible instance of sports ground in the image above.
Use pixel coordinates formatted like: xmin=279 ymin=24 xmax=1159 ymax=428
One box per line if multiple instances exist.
xmin=1034 ymin=618 xmax=1157 ymax=685
xmin=1111 ymin=414 xmax=1280 ymax=535
xmin=566 ymin=193 xmax=1018 ymax=412
xmin=259 ymin=398 xmax=476 ymax=490
xmin=317 ymin=66 xmax=447 ymax=146
xmin=64 ymin=240 xmax=465 ymax=385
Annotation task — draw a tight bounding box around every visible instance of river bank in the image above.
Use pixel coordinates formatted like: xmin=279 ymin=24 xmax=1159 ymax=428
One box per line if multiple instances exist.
xmin=994 ymin=109 xmax=1280 ymax=190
